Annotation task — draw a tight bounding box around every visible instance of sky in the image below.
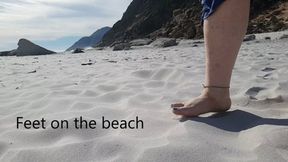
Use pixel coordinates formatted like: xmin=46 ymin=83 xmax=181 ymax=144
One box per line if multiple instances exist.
xmin=0 ymin=0 xmax=132 ymax=51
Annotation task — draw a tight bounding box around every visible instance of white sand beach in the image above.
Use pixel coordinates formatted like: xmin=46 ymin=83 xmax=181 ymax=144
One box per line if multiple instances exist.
xmin=0 ymin=32 xmax=288 ymax=162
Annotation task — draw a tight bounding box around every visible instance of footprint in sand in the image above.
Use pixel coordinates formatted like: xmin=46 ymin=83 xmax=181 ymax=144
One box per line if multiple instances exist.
xmin=265 ymin=96 xmax=284 ymax=103
xmin=257 ymin=73 xmax=273 ymax=80
xmin=261 ymin=67 xmax=276 ymax=72
xmin=262 ymin=73 xmax=273 ymax=79
xmin=131 ymin=70 xmax=153 ymax=79
xmin=245 ymin=87 xmax=266 ymax=100
xmin=82 ymin=90 xmax=99 ymax=97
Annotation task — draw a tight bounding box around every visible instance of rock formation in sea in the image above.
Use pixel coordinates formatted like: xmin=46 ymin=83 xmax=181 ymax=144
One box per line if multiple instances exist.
xmin=15 ymin=39 xmax=56 ymax=56
xmin=0 ymin=50 xmax=14 ymax=56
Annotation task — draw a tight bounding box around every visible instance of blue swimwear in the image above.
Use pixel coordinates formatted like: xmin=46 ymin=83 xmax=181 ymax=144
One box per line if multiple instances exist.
xmin=201 ymin=0 xmax=225 ymax=20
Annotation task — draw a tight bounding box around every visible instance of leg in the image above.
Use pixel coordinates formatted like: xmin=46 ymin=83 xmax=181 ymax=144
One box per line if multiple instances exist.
xmin=172 ymin=0 xmax=250 ymax=117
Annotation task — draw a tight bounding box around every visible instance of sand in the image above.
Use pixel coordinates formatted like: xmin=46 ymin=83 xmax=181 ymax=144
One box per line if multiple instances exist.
xmin=0 ymin=32 xmax=288 ymax=162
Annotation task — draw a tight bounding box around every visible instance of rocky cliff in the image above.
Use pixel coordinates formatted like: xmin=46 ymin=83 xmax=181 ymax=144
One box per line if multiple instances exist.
xmin=66 ymin=27 xmax=111 ymax=51
xmin=99 ymin=0 xmax=288 ymax=46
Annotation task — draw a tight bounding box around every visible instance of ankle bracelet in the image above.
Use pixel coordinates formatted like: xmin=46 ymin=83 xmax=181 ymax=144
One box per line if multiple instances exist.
xmin=202 ymin=84 xmax=230 ymax=89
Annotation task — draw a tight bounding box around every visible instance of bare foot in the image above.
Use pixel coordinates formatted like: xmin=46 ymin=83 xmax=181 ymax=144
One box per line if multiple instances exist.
xmin=171 ymin=88 xmax=231 ymax=117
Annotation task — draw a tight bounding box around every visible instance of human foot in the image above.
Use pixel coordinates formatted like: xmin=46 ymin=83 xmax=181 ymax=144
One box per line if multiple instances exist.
xmin=171 ymin=88 xmax=231 ymax=117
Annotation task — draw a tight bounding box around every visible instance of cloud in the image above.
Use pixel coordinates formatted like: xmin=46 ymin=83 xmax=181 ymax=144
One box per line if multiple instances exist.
xmin=0 ymin=0 xmax=132 ymax=51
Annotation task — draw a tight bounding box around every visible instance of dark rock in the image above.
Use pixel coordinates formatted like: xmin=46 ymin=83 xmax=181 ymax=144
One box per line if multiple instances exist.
xmin=81 ymin=60 xmax=94 ymax=66
xmin=151 ymin=38 xmax=178 ymax=48
xmin=0 ymin=49 xmax=17 ymax=56
xmin=280 ymin=34 xmax=288 ymax=39
xmin=248 ymin=0 xmax=288 ymax=34
xmin=129 ymin=39 xmax=152 ymax=46
xmin=72 ymin=48 xmax=84 ymax=54
xmin=265 ymin=36 xmax=271 ymax=40
xmin=9 ymin=50 xmax=17 ymax=56
xmin=193 ymin=41 xmax=204 ymax=44
xmin=0 ymin=51 xmax=12 ymax=56
xmin=173 ymin=9 xmax=182 ymax=17
xmin=99 ymin=0 xmax=202 ymax=46
xmin=28 ymin=70 xmax=37 ymax=74
xmin=107 ymin=60 xmax=117 ymax=63
xmin=113 ymin=43 xmax=131 ymax=51
xmin=15 ymin=39 xmax=55 ymax=56
xmin=157 ymin=8 xmax=197 ymax=39
xmin=243 ymin=34 xmax=256 ymax=41
xmin=97 ymin=0 xmax=288 ymax=47
xmin=81 ymin=63 xmax=93 ymax=66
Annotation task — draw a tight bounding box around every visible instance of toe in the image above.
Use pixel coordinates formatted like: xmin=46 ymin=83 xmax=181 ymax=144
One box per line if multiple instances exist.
xmin=171 ymin=103 xmax=185 ymax=108
xmin=172 ymin=108 xmax=182 ymax=115
xmin=172 ymin=107 xmax=197 ymax=117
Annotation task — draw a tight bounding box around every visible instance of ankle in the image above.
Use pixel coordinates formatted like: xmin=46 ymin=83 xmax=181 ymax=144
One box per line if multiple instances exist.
xmin=202 ymin=88 xmax=230 ymax=99
xmin=201 ymin=88 xmax=232 ymax=109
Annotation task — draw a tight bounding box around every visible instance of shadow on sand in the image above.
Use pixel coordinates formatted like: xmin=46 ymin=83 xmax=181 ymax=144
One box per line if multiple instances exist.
xmin=180 ymin=110 xmax=288 ymax=132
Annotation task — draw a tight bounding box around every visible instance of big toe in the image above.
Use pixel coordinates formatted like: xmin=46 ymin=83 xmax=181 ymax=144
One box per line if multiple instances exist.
xmin=171 ymin=103 xmax=185 ymax=108
xmin=172 ymin=107 xmax=198 ymax=117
